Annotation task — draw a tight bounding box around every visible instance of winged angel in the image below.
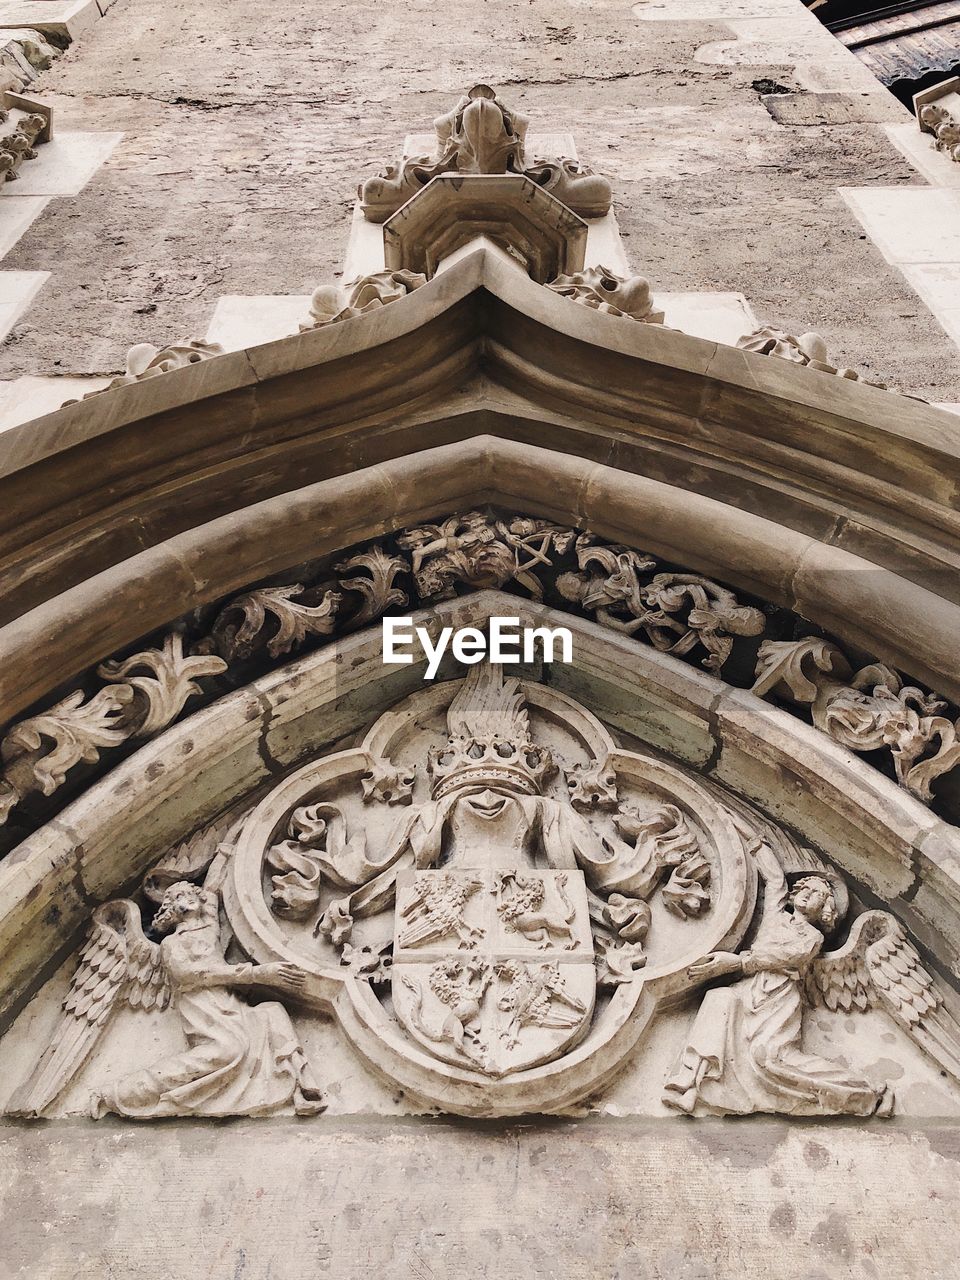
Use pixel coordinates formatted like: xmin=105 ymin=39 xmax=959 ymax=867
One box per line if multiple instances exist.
xmin=664 ymin=834 xmax=960 ymax=1117
xmin=10 ymin=844 xmax=324 ymax=1119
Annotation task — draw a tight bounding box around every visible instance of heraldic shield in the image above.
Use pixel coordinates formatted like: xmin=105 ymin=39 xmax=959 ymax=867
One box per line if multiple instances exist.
xmin=393 ymin=867 xmax=595 ymax=1075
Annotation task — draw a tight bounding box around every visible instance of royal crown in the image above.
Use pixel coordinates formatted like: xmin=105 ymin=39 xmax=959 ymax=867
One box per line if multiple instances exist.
xmin=429 ymin=663 xmax=554 ymax=799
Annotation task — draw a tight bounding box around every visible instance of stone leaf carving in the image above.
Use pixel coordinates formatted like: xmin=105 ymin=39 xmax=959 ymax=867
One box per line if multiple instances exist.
xmin=736 ymin=327 xmax=890 ymax=390
xmin=211 ymin=584 xmax=341 ymax=660
xmin=0 ymin=685 xmax=135 ymax=822
xmin=334 ymin=545 xmax=408 ymax=626
xmin=98 ymin=632 xmax=227 ymax=738
xmin=919 ymin=102 xmax=960 ymax=163
xmin=0 ymin=633 xmax=225 ymax=826
xmin=664 ymin=832 xmax=960 ymax=1117
xmin=359 ymin=82 xmax=612 ymax=223
xmin=300 ymin=269 xmax=427 ymax=330
xmin=753 ymin=637 xmax=960 ymax=803
xmin=546 ymin=266 xmax=665 ymax=323
xmin=9 ymin=876 xmax=324 ymax=1119
xmin=65 ymin=338 xmax=225 ymax=403
xmin=557 ymin=538 xmax=764 ymax=671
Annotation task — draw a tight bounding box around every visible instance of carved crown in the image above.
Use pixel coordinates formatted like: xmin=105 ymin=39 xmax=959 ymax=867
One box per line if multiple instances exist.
xmin=428 ymin=664 xmax=554 ymax=798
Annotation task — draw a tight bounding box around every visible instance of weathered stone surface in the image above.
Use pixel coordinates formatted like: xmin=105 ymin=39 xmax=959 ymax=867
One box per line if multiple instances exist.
xmin=0 ymin=0 xmax=958 ymax=402
xmin=2 ymin=1119 xmax=960 ymax=1277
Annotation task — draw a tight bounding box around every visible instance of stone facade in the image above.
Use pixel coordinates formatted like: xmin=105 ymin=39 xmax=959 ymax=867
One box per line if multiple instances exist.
xmin=2 ymin=2 xmax=960 ymax=1277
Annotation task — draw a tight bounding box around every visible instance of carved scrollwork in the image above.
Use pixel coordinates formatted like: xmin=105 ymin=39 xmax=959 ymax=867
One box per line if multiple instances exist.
xmin=210 ymin=584 xmax=341 ymax=660
xmin=334 ymin=546 xmax=408 ymax=626
xmin=736 ymin=327 xmax=892 ymax=391
xmin=753 ymin=637 xmax=960 ymax=802
xmin=65 ymin=339 xmax=225 ymax=403
xmin=0 ymin=634 xmax=227 ymax=826
xmin=300 ymin=270 xmax=428 ymax=330
xmin=3 ymin=511 xmax=959 ymax=836
xmin=98 ymin=633 xmax=227 ymax=738
xmin=546 ymin=266 xmax=665 ymax=323
xmin=0 ymin=686 xmax=135 ymax=821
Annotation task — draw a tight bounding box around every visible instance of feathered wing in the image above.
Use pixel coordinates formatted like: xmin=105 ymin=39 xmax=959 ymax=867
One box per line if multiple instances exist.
xmin=7 ymin=900 xmax=169 ymax=1116
xmin=809 ymin=910 xmax=960 ymax=1086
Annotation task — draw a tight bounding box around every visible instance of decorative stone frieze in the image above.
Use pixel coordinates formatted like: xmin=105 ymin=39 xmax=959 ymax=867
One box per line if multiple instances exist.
xmin=546 ymin=266 xmax=665 ymax=322
xmin=8 ymin=662 xmax=960 ymax=1119
xmin=556 ymin=537 xmax=765 ymax=671
xmin=359 ymin=83 xmax=613 ymax=224
xmin=300 ymin=270 xmax=428 ymax=330
xmin=753 ymin=637 xmax=960 ymax=802
xmin=2 ymin=512 xmax=958 ymax=835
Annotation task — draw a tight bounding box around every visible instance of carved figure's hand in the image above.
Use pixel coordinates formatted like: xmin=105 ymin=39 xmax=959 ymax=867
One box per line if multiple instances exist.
xmin=252 ymin=961 xmax=308 ymax=996
xmin=687 ymin=952 xmax=742 ymax=982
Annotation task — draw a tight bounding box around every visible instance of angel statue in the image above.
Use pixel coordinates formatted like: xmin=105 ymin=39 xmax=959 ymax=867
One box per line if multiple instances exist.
xmin=10 ymin=878 xmax=324 ymax=1119
xmin=663 ymin=835 xmax=960 ymax=1117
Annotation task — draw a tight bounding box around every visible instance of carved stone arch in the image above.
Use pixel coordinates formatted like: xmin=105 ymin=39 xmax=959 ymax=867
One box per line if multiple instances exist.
xmin=4 ymin=248 xmax=960 ymax=1131
xmin=2 ymin=246 xmax=960 ymax=727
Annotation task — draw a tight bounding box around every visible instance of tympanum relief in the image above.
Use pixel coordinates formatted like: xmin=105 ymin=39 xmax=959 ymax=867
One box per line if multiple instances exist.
xmin=7 ymin=662 xmax=960 ymax=1120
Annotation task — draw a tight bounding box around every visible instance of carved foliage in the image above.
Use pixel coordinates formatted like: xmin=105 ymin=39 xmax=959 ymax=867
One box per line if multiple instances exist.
xmin=919 ymin=102 xmax=960 ymax=163
xmin=736 ymin=327 xmax=890 ymax=390
xmin=0 ymin=107 xmax=46 ymax=182
xmin=300 ymin=270 xmax=427 ymax=330
xmin=546 ymin=266 xmax=665 ymax=323
xmin=66 ymin=339 xmax=226 ymax=403
xmin=98 ymin=633 xmax=227 ymax=738
xmin=4 ymin=512 xmax=959 ymax=833
xmin=211 ymin=585 xmax=341 ymax=660
xmin=0 ymin=634 xmax=226 ymax=825
xmin=753 ymin=637 xmax=960 ymax=802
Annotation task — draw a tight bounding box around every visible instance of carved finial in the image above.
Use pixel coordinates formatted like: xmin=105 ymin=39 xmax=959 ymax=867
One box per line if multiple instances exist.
xmin=359 ymin=83 xmax=612 ymax=225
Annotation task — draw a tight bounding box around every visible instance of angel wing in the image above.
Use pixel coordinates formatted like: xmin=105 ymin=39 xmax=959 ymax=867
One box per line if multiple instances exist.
xmin=7 ymin=899 xmax=170 ymax=1116
xmin=807 ymin=909 xmax=960 ymax=1085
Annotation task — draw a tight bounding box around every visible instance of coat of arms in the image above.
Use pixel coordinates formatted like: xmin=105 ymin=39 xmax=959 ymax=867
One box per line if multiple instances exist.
xmin=212 ymin=658 xmax=758 ymax=1113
